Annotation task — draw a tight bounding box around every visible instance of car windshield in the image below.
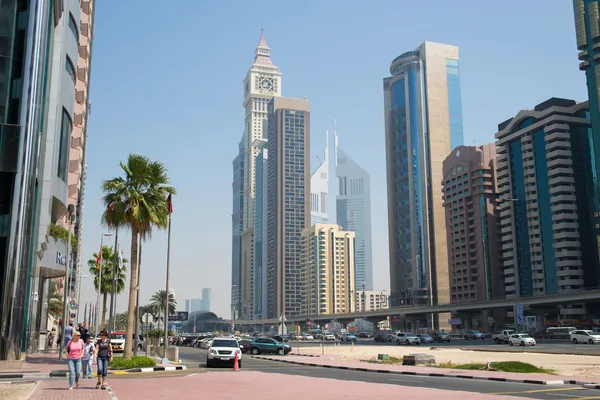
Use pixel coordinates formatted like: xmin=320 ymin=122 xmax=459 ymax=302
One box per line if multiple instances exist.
xmin=112 ymin=334 xmax=126 ymax=340
xmin=407 ymin=335 xmax=418 ymax=338
xmin=519 ymin=334 xmax=531 ymax=338
xmin=211 ymin=339 xmax=238 ymax=348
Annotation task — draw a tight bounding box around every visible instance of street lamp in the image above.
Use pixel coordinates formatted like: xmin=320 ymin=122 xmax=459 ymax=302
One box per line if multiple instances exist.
xmin=498 ymin=195 xmax=520 ymax=330
xmin=95 ymin=232 xmax=113 ymax=334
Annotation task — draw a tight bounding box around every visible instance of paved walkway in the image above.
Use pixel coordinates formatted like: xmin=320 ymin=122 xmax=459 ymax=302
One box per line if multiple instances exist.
xmin=106 ymin=371 xmax=529 ymax=399
xmin=266 ymin=354 xmax=600 ymax=385
xmin=29 ymin=380 xmax=112 ymax=399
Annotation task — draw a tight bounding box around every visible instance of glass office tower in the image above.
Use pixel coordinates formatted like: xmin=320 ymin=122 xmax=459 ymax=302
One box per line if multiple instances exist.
xmin=383 ymin=41 xmax=464 ymax=330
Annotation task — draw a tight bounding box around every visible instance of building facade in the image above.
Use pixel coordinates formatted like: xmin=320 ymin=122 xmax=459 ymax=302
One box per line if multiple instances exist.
xmin=236 ymin=31 xmax=282 ymax=319
xmin=201 ymin=288 xmax=211 ymax=312
xmin=354 ymin=290 xmax=389 ymax=312
xmin=442 ymin=144 xmax=505 ymax=331
xmin=335 ymin=131 xmax=373 ymax=291
xmin=266 ymin=97 xmax=310 ymax=319
xmin=0 ymin=0 xmax=85 ymax=359
xmin=310 ymin=131 xmax=329 ymax=225
xmin=383 ymin=41 xmax=464 ymax=329
xmin=496 ymin=98 xmax=600 ymax=322
xmin=231 ymin=140 xmax=243 ymax=312
xmin=302 ymin=224 xmax=356 ymax=316
xmin=252 ymin=139 xmax=268 ymax=318
xmin=185 ymin=298 xmax=202 ymax=314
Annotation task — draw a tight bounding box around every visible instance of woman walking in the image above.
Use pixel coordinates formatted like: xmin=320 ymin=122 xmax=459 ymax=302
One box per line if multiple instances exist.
xmin=94 ymin=330 xmax=112 ymax=389
xmin=63 ymin=330 xmax=84 ymax=390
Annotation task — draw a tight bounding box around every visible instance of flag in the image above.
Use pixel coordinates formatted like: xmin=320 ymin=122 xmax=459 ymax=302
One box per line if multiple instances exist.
xmin=95 ymin=244 xmax=102 ymax=271
xmin=167 ymin=194 xmax=173 ymax=214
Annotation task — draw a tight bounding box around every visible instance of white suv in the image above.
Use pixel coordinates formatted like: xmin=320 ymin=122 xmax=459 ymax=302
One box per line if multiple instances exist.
xmin=206 ymin=338 xmax=242 ymax=368
xmin=395 ymin=332 xmax=420 ymax=345
xmin=570 ymin=330 xmax=600 ymax=344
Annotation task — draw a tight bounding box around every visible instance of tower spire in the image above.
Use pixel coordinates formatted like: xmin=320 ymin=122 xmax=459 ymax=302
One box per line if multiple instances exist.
xmin=254 ymin=29 xmax=274 ymax=67
xmin=257 ymin=28 xmax=269 ymax=49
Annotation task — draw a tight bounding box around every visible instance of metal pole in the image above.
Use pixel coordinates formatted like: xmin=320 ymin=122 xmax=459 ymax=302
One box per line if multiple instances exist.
xmin=134 ymin=239 xmax=142 ymax=356
xmin=163 ymin=213 xmax=172 ymax=356
xmin=107 ymin=226 xmax=119 ymax=339
xmin=59 ymin=207 xmax=73 ymax=359
xmin=144 ymin=314 xmax=148 ymax=357
xmin=95 ymin=235 xmax=104 ymax=333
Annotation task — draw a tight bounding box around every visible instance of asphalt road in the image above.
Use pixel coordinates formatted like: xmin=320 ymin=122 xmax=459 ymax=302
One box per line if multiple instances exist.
xmin=288 ymin=338 xmax=600 ymax=356
xmin=176 ymin=347 xmax=600 ymax=400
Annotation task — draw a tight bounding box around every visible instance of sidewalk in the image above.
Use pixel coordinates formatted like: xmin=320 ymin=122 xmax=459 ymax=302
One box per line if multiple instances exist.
xmin=256 ymin=354 xmax=600 ymax=386
xmin=106 ymin=370 xmax=530 ymax=400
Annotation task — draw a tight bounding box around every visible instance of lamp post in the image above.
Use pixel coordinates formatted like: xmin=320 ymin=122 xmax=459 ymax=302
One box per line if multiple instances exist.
xmin=230 ymin=285 xmax=237 ymax=333
xmin=59 ymin=205 xmax=75 ymax=360
xmin=95 ymin=232 xmax=113 ymax=334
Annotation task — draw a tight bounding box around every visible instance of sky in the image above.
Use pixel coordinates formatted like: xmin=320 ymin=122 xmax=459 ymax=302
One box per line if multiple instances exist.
xmin=79 ymin=0 xmax=587 ymax=319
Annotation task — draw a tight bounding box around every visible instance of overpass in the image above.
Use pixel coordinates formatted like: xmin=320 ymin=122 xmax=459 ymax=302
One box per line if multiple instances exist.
xmin=221 ymin=288 xmax=600 ymax=326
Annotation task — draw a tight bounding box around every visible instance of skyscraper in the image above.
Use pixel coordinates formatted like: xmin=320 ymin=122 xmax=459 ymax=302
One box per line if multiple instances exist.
xmin=310 ymin=131 xmax=329 ymax=224
xmin=335 ymin=130 xmax=373 ymax=291
xmin=383 ymin=42 xmax=464 ymax=329
xmin=266 ymin=97 xmax=310 ymax=319
xmin=442 ymin=144 xmax=505 ymax=331
xmin=301 ymin=224 xmax=355 ymax=316
xmin=253 ymin=139 xmax=268 ymax=319
xmin=236 ymin=31 xmax=282 ymax=319
xmin=201 ymin=288 xmax=211 ymax=312
xmin=495 ymin=98 xmax=599 ymax=322
xmin=231 ymin=140 xmax=243 ymax=307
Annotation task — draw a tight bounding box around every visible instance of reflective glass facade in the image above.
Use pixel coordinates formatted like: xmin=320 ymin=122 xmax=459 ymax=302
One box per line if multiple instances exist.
xmin=446 ymin=59 xmax=464 ymax=150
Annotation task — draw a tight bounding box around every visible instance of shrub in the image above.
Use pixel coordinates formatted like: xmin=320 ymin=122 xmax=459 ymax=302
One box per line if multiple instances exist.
xmin=146 ymin=329 xmax=174 ymax=338
xmin=109 ymin=356 xmax=156 ymax=370
xmin=48 ymin=223 xmax=78 ymax=249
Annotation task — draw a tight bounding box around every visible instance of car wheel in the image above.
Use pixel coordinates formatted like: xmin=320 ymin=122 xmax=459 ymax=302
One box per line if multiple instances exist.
xmin=206 ymin=361 xmax=212 ymax=368
xmin=278 ymin=348 xmax=284 ymax=356
xmin=520 ymin=341 xmax=525 ymax=346
xmin=573 ymin=338 xmax=578 ymax=344
xmin=590 ymin=339 xmax=594 ymax=345
xmin=252 ymin=348 xmax=260 ymax=355
xmin=509 ymin=341 xmax=514 ymax=346
xmin=494 ymin=338 xmax=499 ymax=344
xmin=237 ymin=360 xmax=242 ymax=368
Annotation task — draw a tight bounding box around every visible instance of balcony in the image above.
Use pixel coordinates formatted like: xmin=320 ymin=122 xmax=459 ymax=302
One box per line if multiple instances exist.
xmin=78 ymin=45 xmax=89 ymax=59
xmin=81 ymin=22 xmax=89 ymax=38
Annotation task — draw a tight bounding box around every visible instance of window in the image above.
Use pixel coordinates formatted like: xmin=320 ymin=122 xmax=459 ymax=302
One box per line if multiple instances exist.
xmin=68 ymin=13 xmax=78 ymax=39
xmin=65 ymin=56 xmax=76 ymax=83
xmin=58 ymin=108 xmax=72 ymax=182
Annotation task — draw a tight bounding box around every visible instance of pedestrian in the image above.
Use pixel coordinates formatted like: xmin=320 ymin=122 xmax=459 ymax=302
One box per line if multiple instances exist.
xmin=47 ymin=328 xmax=55 ymax=349
xmin=63 ymin=322 xmax=74 ymax=350
xmin=79 ymin=323 xmax=89 ymax=343
xmin=94 ymin=329 xmax=112 ymax=390
xmin=63 ymin=330 xmax=84 ymax=390
xmin=82 ymin=336 xmax=94 ymax=379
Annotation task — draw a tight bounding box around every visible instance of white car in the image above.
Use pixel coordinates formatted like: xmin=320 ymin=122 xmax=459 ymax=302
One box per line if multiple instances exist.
xmin=324 ymin=334 xmax=336 ymax=341
xmin=395 ymin=333 xmax=420 ymax=345
xmin=206 ymin=338 xmax=242 ymax=368
xmin=200 ymin=338 xmax=213 ymax=349
xmin=570 ymin=330 xmax=600 ymax=344
xmin=508 ymin=333 xmax=536 ymax=346
xmin=303 ymin=334 xmax=314 ymax=340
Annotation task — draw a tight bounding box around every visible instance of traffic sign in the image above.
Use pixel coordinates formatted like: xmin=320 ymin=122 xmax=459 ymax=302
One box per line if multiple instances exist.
xmin=168 ymin=311 xmax=188 ymax=322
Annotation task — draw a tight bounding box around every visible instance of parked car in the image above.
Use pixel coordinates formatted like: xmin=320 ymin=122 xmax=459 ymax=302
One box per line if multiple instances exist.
xmin=395 ymin=332 xmax=420 ymax=345
xmin=324 ymin=333 xmax=336 ymax=341
xmin=238 ymin=339 xmax=252 ymax=353
xmin=570 ymin=330 xmax=600 ymax=344
xmin=464 ymin=330 xmax=484 ymax=340
xmin=508 ymin=333 xmax=536 ymax=347
xmin=249 ymin=338 xmax=290 ymax=355
xmin=374 ymin=334 xmax=393 ymax=343
xmin=431 ymin=332 xmax=451 ymax=343
xmin=207 ymin=338 xmax=242 ymax=368
xmin=416 ymin=334 xmax=434 ymax=344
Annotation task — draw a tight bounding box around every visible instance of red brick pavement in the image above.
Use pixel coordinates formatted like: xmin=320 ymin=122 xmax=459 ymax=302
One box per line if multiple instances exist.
xmin=21 ymin=352 xmax=68 ymax=373
xmin=270 ymin=354 xmax=600 ymax=384
xmin=29 ymin=379 xmax=111 ymax=399
xmin=108 ymin=371 xmax=529 ymax=400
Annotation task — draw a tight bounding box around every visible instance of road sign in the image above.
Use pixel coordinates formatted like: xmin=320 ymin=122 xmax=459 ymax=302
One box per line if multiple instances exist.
xmin=168 ymin=311 xmax=188 ymax=322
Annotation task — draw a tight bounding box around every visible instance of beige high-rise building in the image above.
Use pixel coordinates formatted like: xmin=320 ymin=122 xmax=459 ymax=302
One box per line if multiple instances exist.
xmin=301 ymin=224 xmax=356 ymax=316
xmin=383 ymin=41 xmax=464 ymax=330
xmin=355 ymin=290 xmax=389 ymax=312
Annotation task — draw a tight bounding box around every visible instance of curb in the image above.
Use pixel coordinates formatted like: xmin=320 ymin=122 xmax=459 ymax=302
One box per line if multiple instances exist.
xmin=127 ymin=365 xmax=187 ymax=373
xmin=458 ymin=347 xmax=600 ymax=357
xmin=252 ymin=356 xmax=598 ymax=386
xmin=288 ymin=354 xmax=320 ymax=358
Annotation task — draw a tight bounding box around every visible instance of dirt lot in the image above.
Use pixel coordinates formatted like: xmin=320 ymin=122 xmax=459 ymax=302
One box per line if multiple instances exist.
xmin=294 ymin=344 xmax=600 ymax=377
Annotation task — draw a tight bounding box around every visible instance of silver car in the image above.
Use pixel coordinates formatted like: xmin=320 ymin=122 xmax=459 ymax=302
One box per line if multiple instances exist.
xmin=396 ymin=333 xmax=421 ymax=345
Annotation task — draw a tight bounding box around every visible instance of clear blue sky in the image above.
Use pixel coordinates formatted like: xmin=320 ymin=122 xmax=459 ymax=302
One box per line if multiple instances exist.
xmin=80 ymin=0 xmax=585 ymax=319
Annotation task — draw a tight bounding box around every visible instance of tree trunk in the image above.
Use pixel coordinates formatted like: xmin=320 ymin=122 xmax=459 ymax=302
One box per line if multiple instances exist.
xmin=102 ymin=292 xmax=108 ymax=330
xmin=124 ymin=228 xmax=139 ymax=360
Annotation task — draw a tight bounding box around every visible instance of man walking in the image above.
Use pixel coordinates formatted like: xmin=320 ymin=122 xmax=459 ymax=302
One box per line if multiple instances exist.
xmin=64 ymin=322 xmax=75 ymax=349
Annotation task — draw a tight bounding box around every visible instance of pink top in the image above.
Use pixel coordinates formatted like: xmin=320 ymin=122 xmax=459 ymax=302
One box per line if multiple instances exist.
xmin=68 ymin=339 xmax=84 ymax=360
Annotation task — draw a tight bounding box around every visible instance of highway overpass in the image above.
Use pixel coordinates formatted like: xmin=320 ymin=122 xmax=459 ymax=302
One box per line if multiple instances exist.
xmin=221 ymin=288 xmax=600 ymax=326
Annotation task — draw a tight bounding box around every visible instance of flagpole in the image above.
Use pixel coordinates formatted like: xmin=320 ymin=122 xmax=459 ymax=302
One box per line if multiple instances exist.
xmin=95 ymin=234 xmax=104 ymax=334
xmin=163 ymin=194 xmax=173 ymax=357
xmin=107 ymin=226 xmax=119 ymax=339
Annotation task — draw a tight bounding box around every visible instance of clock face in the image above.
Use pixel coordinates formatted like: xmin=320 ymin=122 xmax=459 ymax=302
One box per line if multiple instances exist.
xmin=260 ymin=78 xmax=273 ymax=90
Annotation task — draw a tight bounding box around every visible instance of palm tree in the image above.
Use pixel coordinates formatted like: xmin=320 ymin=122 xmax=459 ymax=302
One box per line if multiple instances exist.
xmin=114 ymin=312 xmax=128 ymax=331
xmin=102 ymin=154 xmax=175 ymax=359
xmin=87 ymin=246 xmax=127 ymax=330
xmin=47 ymin=280 xmax=63 ymax=318
xmin=150 ymin=290 xmax=176 ymax=328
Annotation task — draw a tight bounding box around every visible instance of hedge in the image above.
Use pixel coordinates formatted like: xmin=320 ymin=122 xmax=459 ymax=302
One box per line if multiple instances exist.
xmin=109 ymin=356 xmax=156 ymax=370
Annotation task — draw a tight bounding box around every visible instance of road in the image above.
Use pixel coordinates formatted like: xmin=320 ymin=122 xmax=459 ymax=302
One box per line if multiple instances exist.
xmin=174 ymin=347 xmax=600 ymax=400
xmin=288 ymin=338 xmax=600 ymax=356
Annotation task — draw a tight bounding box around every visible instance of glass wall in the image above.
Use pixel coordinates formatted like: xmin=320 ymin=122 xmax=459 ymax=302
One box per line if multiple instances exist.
xmin=446 ymin=59 xmax=464 ymax=150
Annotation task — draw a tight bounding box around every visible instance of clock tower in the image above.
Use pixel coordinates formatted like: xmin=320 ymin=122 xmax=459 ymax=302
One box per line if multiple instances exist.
xmin=239 ymin=30 xmax=281 ymax=319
